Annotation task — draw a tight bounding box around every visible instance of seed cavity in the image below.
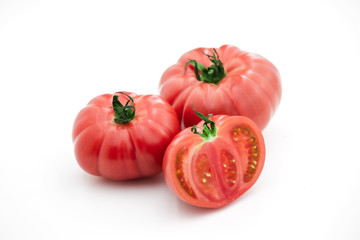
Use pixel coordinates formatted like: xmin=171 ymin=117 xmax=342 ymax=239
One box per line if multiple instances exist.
xmin=196 ymin=154 xmax=213 ymax=190
xmin=221 ymin=151 xmax=237 ymax=187
xmin=232 ymin=126 xmax=260 ymax=183
xmin=176 ymin=149 xmax=196 ymax=198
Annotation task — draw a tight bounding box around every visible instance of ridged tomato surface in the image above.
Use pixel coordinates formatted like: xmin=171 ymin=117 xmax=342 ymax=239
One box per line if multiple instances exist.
xmin=159 ymin=45 xmax=281 ymax=130
xmin=73 ymin=92 xmax=180 ymax=180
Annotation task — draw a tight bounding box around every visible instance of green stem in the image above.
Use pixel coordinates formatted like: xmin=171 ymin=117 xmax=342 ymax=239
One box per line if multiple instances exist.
xmin=185 ymin=48 xmax=226 ymax=84
xmin=112 ymin=92 xmax=135 ymax=124
xmin=191 ymin=104 xmax=217 ymax=140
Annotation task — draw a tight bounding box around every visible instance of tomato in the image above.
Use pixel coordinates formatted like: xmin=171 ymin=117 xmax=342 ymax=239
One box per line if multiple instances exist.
xmin=159 ymin=44 xmax=281 ymax=130
xmin=72 ymin=92 xmax=180 ymax=180
xmin=163 ymin=108 xmax=265 ymax=208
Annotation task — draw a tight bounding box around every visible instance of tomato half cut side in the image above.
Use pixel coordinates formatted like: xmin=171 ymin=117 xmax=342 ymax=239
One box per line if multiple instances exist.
xmin=163 ymin=109 xmax=265 ymax=208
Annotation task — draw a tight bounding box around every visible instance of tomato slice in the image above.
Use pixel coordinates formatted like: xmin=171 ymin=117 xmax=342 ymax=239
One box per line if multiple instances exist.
xmin=163 ymin=111 xmax=265 ymax=208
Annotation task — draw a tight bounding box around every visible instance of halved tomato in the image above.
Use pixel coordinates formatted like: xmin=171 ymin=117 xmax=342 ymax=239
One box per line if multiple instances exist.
xmin=163 ymin=108 xmax=265 ymax=208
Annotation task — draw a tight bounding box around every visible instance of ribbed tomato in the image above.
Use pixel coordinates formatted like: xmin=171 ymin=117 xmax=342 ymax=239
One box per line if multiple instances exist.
xmin=72 ymin=92 xmax=180 ymax=180
xmin=163 ymin=108 xmax=265 ymax=208
xmin=159 ymin=44 xmax=281 ymax=130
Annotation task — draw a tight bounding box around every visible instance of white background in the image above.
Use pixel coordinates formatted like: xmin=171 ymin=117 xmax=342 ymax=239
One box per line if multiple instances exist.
xmin=1 ymin=0 xmax=360 ymax=239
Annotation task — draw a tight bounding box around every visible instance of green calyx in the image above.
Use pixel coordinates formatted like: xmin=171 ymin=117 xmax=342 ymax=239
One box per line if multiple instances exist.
xmin=185 ymin=48 xmax=226 ymax=84
xmin=112 ymin=92 xmax=135 ymax=124
xmin=191 ymin=105 xmax=217 ymax=141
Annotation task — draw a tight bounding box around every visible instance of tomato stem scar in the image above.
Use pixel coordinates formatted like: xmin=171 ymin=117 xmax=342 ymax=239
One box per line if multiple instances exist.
xmin=184 ymin=48 xmax=226 ymax=84
xmin=111 ymin=92 xmax=135 ymax=124
xmin=191 ymin=104 xmax=217 ymax=140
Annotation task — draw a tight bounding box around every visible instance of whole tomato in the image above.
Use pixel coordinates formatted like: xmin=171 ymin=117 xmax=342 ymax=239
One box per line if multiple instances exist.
xmin=163 ymin=107 xmax=265 ymax=208
xmin=159 ymin=44 xmax=281 ymax=130
xmin=72 ymin=92 xmax=180 ymax=180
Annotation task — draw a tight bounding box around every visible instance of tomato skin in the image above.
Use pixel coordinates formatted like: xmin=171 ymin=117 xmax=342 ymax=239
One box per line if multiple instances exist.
xmin=163 ymin=115 xmax=265 ymax=208
xmin=72 ymin=92 xmax=180 ymax=180
xmin=159 ymin=45 xmax=281 ymax=130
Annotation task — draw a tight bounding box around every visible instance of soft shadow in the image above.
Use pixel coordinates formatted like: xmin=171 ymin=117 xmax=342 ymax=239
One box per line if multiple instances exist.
xmin=175 ymin=199 xmax=221 ymax=217
xmin=174 ymin=189 xmax=254 ymax=218
xmin=86 ymin=173 xmax=165 ymax=189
